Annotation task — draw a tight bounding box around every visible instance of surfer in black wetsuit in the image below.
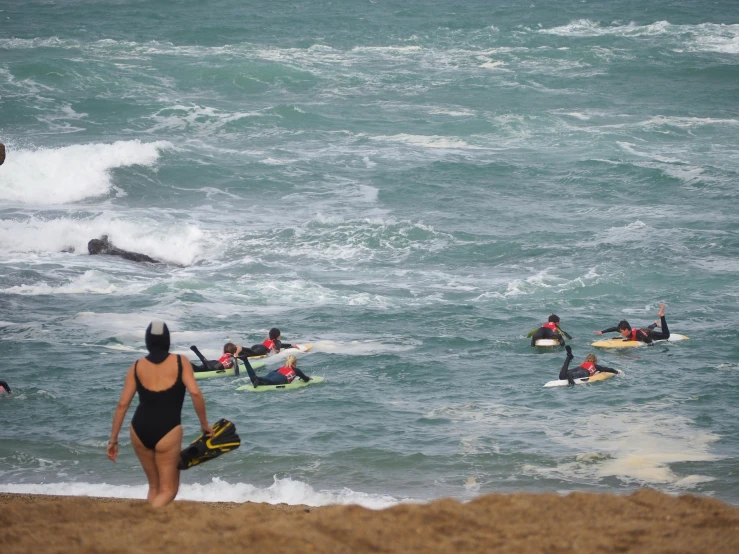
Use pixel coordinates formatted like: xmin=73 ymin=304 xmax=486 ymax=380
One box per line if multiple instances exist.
xmin=527 ymin=314 xmax=571 ymax=346
xmin=559 ymin=346 xmax=618 ymax=385
xmin=594 ymin=303 xmax=670 ymax=344
xmin=241 ymin=354 xmax=311 ymax=388
xmin=0 ymin=142 xmax=6 ymax=166
xmin=242 ymin=328 xmax=298 ymax=356
xmin=88 ymin=235 xmax=160 ymax=264
xmin=0 ymin=380 xmax=11 ymax=394
xmin=190 ymin=343 xmax=241 ymax=372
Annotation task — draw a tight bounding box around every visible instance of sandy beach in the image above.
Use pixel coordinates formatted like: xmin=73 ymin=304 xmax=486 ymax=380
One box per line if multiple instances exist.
xmin=2 ymin=489 xmax=738 ymax=553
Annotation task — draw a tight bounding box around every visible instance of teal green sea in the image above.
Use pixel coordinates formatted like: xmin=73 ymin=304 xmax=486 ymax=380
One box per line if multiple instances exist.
xmin=1 ymin=0 xmax=738 ymax=507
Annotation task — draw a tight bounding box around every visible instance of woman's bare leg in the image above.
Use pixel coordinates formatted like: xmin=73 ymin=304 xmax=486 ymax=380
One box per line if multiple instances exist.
xmin=130 ymin=426 xmax=159 ymax=503
xmin=150 ymin=425 xmax=183 ymax=508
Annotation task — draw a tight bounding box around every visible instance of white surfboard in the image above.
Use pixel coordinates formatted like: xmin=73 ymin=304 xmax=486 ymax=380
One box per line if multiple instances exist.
xmin=544 ymin=370 xmax=622 ymax=388
xmin=533 ymin=339 xmax=564 ymax=347
xmin=245 ymin=343 xmax=313 ymax=359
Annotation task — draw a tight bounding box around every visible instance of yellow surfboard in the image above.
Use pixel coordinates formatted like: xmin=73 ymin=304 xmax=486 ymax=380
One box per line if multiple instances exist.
xmin=591 ymin=334 xmax=688 ymax=349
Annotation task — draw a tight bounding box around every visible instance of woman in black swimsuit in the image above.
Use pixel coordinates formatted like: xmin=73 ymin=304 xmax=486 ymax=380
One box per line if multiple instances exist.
xmin=107 ymin=321 xmax=213 ymax=507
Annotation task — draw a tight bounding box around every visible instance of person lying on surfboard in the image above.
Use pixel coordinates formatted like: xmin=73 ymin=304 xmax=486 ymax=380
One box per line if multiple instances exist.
xmin=0 ymin=379 xmax=11 ymax=395
xmin=593 ymin=303 xmax=670 ymax=344
xmin=559 ymin=346 xmax=618 ymax=385
xmin=240 ymin=354 xmax=312 ymax=389
xmin=190 ymin=343 xmax=239 ymax=373
xmin=527 ymin=314 xmax=572 ymax=346
xmin=240 ymin=328 xmax=300 ymax=357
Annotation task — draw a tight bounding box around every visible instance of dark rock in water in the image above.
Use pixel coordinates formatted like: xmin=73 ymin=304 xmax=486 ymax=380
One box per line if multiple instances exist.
xmin=87 ymin=235 xmax=160 ymax=264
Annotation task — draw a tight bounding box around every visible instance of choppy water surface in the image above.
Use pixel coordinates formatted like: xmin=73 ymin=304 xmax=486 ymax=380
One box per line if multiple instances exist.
xmin=1 ymin=0 xmax=738 ymax=507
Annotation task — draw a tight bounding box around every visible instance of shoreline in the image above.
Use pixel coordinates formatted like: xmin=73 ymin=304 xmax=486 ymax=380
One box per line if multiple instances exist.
xmin=3 ymin=489 xmax=738 ymax=553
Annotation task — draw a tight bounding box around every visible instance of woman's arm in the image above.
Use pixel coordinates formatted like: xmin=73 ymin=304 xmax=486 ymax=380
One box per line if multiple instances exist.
xmin=107 ymin=363 xmax=137 ymax=462
xmin=181 ymin=357 xmax=212 ymax=435
xmin=294 ymin=367 xmax=311 ymax=382
xmin=594 ymin=364 xmax=619 ymax=375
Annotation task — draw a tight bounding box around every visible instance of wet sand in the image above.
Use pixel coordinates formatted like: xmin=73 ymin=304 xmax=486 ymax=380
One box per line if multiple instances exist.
xmin=2 ymin=489 xmax=738 ymax=553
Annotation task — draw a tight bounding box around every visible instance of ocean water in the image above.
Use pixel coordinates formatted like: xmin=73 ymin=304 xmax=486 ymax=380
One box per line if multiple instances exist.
xmin=1 ymin=0 xmax=738 ymax=508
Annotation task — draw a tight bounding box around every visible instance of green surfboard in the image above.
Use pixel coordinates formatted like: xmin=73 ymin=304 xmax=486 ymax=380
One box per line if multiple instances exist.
xmin=235 ymin=376 xmax=324 ymax=392
xmin=194 ymin=359 xmax=265 ymax=380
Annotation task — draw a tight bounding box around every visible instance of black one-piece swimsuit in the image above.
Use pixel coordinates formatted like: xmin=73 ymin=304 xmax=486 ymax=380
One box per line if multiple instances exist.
xmin=131 ymin=355 xmax=186 ymax=450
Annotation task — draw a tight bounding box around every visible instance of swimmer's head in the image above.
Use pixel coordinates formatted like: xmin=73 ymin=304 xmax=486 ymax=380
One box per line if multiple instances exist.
xmin=548 ymin=314 xmax=560 ymax=323
xmin=145 ymin=320 xmax=170 ymax=362
xmin=585 ymin=353 xmax=598 ymax=364
xmin=617 ymin=320 xmax=631 ymax=337
xmin=223 ymin=342 xmax=237 ymax=354
xmin=269 ymin=328 xmax=281 ymax=340
xmin=284 ymin=355 xmax=297 ymax=368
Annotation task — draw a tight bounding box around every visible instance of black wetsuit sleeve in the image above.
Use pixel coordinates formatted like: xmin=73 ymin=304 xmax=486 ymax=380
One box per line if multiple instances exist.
xmin=293 ymin=367 xmax=311 ymax=382
xmin=557 ymin=326 xmax=573 ymax=340
xmin=0 ymin=380 xmax=10 ymax=394
xmin=600 ymin=326 xmax=619 ymax=334
xmin=594 ymin=364 xmax=618 ymax=375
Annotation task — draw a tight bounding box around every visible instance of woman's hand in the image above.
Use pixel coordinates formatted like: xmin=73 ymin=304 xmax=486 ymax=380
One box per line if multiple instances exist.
xmin=107 ymin=440 xmax=119 ymax=462
xmin=202 ymin=424 xmax=214 ymax=438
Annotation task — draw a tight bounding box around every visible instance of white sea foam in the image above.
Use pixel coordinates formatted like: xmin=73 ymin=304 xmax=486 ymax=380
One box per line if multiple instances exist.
xmin=480 ymin=60 xmax=508 ymax=70
xmin=144 ymin=104 xmax=264 ymax=134
xmin=0 ymin=140 xmax=171 ymax=204
xmin=370 ymin=134 xmax=482 ymax=150
xmin=0 ymin=215 xmax=204 ymax=266
xmin=539 ymin=20 xmax=739 ymax=54
xmin=0 ymin=270 xmax=120 ymax=296
xmin=428 ymin=108 xmax=476 ymax=117
xmin=617 ymin=142 xmax=684 ymax=164
xmin=524 ymin=409 xmax=720 ymax=488
xmin=0 ymin=477 xmax=416 ymax=509
xmin=641 ymin=115 xmax=739 ymax=128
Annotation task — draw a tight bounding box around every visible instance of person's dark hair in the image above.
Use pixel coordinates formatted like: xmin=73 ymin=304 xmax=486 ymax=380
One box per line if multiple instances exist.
xmin=223 ymin=342 xmax=237 ymax=354
xmin=269 ymin=328 xmax=280 ymax=340
xmin=617 ymin=320 xmax=631 ymax=332
xmin=548 ymin=314 xmax=560 ymax=323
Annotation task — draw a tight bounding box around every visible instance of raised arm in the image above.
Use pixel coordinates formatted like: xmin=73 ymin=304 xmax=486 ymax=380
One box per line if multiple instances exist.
xmin=180 ymin=357 xmax=212 ymax=435
xmin=107 ymin=362 xmax=138 ymax=462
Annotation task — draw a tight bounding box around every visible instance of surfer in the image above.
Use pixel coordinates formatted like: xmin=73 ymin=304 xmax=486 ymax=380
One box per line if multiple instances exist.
xmin=242 ymin=327 xmax=299 ymax=356
xmin=88 ymin=235 xmax=160 ymax=264
xmin=0 ymin=142 xmax=6 ymax=166
xmin=190 ymin=343 xmax=239 ymax=373
xmin=559 ymin=346 xmax=618 ymax=385
xmin=107 ymin=321 xmax=213 ymax=508
xmin=241 ymin=354 xmax=312 ymax=388
xmin=594 ymin=303 xmax=670 ymax=344
xmin=527 ymin=314 xmax=571 ymax=346
xmin=0 ymin=380 xmax=11 ymax=394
